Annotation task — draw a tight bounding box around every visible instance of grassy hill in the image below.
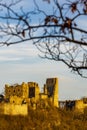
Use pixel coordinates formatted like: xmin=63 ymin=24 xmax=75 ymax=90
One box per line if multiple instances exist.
xmin=0 ymin=107 xmax=87 ymax=130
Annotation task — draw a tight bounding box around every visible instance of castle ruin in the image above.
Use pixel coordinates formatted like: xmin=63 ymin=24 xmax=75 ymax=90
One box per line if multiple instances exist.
xmin=0 ymin=78 xmax=58 ymax=115
xmin=0 ymin=77 xmax=87 ymax=115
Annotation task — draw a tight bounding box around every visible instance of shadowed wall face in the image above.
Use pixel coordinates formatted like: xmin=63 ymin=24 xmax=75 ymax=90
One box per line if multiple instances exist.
xmin=29 ymin=87 xmax=35 ymax=98
xmin=28 ymin=82 xmax=40 ymax=102
xmin=46 ymin=78 xmax=58 ymax=107
xmin=46 ymin=78 xmax=55 ymax=97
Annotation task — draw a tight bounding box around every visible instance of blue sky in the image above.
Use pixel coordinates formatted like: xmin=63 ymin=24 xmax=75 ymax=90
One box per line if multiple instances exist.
xmin=0 ymin=0 xmax=87 ymax=100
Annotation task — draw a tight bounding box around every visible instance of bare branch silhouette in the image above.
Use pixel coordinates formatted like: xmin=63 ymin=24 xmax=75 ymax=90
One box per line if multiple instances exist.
xmin=0 ymin=0 xmax=87 ymax=77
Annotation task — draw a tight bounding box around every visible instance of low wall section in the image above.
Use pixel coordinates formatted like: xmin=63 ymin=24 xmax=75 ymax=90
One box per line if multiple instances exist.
xmin=0 ymin=103 xmax=28 ymax=116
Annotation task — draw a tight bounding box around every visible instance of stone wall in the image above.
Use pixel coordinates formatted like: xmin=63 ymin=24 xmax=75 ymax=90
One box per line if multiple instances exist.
xmin=45 ymin=78 xmax=59 ymax=107
xmin=4 ymin=104 xmax=28 ymax=116
xmin=75 ymin=99 xmax=87 ymax=112
xmin=28 ymin=82 xmax=40 ymax=102
xmin=5 ymin=83 xmax=27 ymax=98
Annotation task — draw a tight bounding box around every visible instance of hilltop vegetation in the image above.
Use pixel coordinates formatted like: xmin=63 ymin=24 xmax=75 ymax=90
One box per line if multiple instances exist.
xmin=0 ymin=107 xmax=87 ymax=130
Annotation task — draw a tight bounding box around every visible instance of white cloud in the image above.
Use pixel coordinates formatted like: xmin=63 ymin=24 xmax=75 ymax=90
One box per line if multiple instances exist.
xmin=0 ymin=42 xmax=39 ymax=62
xmin=0 ymin=56 xmax=22 ymax=61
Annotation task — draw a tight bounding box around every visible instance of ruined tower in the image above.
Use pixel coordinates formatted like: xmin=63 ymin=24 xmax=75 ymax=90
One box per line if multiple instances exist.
xmin=45 ymin=78 xmax=59 ymax=107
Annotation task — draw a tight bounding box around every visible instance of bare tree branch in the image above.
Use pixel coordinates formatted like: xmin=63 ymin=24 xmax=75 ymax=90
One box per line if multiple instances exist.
xmin=0 ymin=0 xmax=87 ymax=77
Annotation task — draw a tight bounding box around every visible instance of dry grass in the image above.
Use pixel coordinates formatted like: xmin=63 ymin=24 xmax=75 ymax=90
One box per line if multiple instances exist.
xmin=0 ymin=107 xmax=87 ymax=130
